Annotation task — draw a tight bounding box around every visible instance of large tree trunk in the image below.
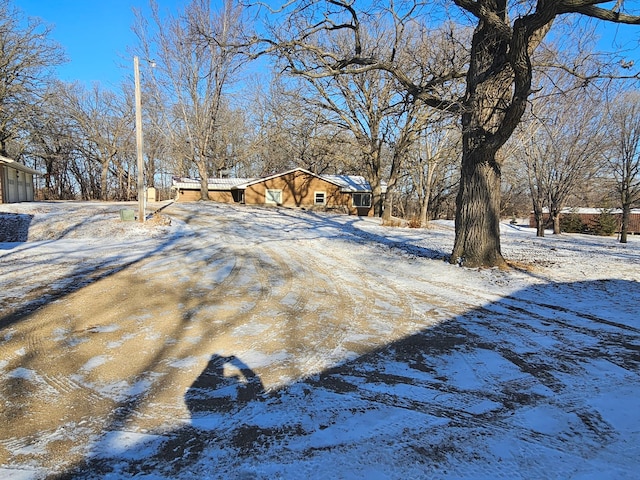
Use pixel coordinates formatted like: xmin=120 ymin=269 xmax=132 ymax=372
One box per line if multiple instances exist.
xmin=372 ymin=182 xmax=383 ymax=217
xmin=195 ymin=160 xmax=210 ymax=201
xmin=381 ymin=154 xmax=401 ymax=222
xmin=536 ymin=215 xmax=545 ymax=237
xmin=450 ymin=8 xmax=512 ymax=268
xmin=451 ymin=150 xmax=504 ymax=267
xmin=368 ymin=155 xmax=383 ymax=217
xmin=100 ymin=160 xmax=109 ymax=201
xmin=620 ymin=203 xmax=630 ymax=243
xmin=532 ymin=202 xmax=545 ymax=237
xmin=551 ymin=209 xmax=561 ymax=234
xmin=419 ymin=195 xmax=429 ymax=228
xmin=381 ymin=188 xmax=393 ymax=221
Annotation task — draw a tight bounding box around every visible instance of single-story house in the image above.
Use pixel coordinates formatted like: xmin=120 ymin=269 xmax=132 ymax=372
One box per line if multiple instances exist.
xmin=0 ymin=156 xmax=39 ymax=203
xmin=172 ymin=167 xmax=374 ymax=216
xmin=529 ymin=207 xmax=640 ymax=234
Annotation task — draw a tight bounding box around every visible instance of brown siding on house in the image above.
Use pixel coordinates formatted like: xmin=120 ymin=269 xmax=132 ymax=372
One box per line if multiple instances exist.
xmin=629 ymin=214 xmax=640 ymax=234
xmin=208 ymin=191 xmax=236 ymax=203
xmin=176 ymin=189 xmax=236 ymax=203
xmin=176 ymin=189 xmax=201 ymax=202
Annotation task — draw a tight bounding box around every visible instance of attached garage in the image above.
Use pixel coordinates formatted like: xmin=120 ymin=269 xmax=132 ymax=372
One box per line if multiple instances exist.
xmin=0 ymin=156 xmax=40 ymax=204
xmin=171 ymin=177 xmax=251 ymax=203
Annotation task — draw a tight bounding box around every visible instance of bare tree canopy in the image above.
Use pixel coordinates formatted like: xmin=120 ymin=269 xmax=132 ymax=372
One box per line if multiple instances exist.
xmin=515 ymin=86 xmax=607 ymax=237
xmin=605 ymin=90 xmax=640 ymax=243
xmin=134 ymin=0 xmax=248 ymax=200
xmin=0 ymin=0 xmax=65 ymax=156
xmin=256 ymin=0 xmax=640 ymax=267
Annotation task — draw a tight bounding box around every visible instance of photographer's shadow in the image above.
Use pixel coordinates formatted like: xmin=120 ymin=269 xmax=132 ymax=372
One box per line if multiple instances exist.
xmin=185 ymin=354 xmax=265 ymax=415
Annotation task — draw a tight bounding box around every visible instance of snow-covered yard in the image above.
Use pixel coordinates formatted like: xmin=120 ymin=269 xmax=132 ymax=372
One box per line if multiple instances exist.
xmin=1 ymin=200 xmax=639 ymax=479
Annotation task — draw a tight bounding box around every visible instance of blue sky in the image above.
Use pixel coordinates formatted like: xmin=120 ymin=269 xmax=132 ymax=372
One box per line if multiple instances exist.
xmin=18 ymin=0 xmax=182 ymax=88
xmin=16 ymin=1 xmax=640 ymax=89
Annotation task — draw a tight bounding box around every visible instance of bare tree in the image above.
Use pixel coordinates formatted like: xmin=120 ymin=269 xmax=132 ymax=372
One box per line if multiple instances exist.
xmin=263 ymin=13 xmax=465 ymax=218
xmin=244 ymin=75 xmax=353 ymax=176
xmin=24 ymin=82 xmax=78 ymax=199
xmin=283 ymin=66 xmax=403 ymax=217
xmin=258 ymin=0 xmax=640 ymax=267
xmin=0 ymin=0 xmax=65 ymax=157
xmin=605 ymin=90 xmax=640 ymax=243
xmin=59 ymin=82 xmax=135 ymax=200
xmin=407 ymin=116 xmax=460 ymax=226
xmin=26 ymin=81 xmax=128 ymax=201
xmin=513 ymin=120 xmax=547 ymax=236
xmin=515 ymin=87 xmax=607 ymax=236
xmin=134 ymin=0 xmax=247 ymax=200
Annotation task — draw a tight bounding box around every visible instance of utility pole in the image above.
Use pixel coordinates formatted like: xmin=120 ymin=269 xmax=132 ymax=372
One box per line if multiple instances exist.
xmin=134 ymin=56 xmax=145 ymax=223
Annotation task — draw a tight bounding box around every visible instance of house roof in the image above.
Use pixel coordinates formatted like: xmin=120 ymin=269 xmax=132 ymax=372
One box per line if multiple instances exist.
xmin=171 ymin=168 xmax=374 ymax=193
xmin=172 ymin=176 xmax=255 ymax=191
xmin=321 ymin=174 xmax=371 ymax=193
xmin=0 ymin=155 xmax=41 ymax=176
xmin=237 ymin=167 xmax=372 ymax=193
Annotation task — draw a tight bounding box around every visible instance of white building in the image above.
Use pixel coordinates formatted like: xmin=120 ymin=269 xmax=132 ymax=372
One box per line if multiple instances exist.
xmin=0 ymin=156 xmax=39 ymax=203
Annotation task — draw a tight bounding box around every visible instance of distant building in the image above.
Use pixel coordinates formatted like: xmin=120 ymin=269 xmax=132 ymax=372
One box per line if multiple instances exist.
xmin=0 ymin=156 xmax=40 ymax=204
xmin=172 ymin=167 xmax=374 ymax=216
xmin=529 ymin=207 xmax=640 ymax=234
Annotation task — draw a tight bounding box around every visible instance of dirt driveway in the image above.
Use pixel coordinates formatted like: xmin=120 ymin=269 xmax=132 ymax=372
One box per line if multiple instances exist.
xmin=1 ymin=202 xmax=639 ymax=479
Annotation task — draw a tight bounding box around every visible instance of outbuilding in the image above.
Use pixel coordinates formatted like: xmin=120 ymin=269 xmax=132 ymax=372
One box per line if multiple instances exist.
xmin=0 ymin=156 xmax=39 ymax=203
xmin=529 ymin=207 xmax=640 ymax=234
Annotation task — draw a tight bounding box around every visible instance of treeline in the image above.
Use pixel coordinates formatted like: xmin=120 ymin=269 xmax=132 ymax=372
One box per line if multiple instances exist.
xmin=3 ymin=0 xmax=639 ymax=240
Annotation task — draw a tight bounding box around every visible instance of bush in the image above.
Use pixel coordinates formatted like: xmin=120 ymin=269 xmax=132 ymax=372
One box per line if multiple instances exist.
xmin=407 ymin=217 xmax=422 ymax=228
xmin=560 ymin=212 xmax=586 ymax=233
xmin=591 ymin=209 xmax=618 ymax=236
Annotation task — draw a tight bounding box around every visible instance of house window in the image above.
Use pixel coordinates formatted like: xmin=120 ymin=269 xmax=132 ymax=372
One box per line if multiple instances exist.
xmin=314 ymin=191 xmax=326 ymax=205
xmin=265 ymin=189 xmax=282 ymax=205
xmin=352 ymin=193 xmax=371 ymax=208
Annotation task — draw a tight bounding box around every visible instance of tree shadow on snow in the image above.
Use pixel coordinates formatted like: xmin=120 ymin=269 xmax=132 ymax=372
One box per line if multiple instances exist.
xmin=0 ymin=228 xmax=185 ymax=331
xmin=260 ymin=206 xmax=451 ymax=260
xmin=49 ymin=277 xmax=640 ymax=479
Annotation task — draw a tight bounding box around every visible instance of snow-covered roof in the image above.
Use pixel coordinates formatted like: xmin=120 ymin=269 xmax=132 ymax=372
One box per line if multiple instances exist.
xmin=172 ymin=177 xmax=255 ymax=190
xmin=321 ymin=174 xmax=371 ymax=193
xmin=0 ymin=155 xmax=41 ymax=175
xmin=172 ymin=168 xmax=374 ymax=193
xmin=238 ymin=168 xmax=372 ymax=193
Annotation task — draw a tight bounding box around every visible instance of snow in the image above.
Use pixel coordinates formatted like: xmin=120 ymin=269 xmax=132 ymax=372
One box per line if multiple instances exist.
xmin=0 ymin=200 xmax=639 ymax=479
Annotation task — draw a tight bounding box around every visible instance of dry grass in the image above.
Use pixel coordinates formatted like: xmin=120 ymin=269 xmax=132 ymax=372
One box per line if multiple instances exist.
xmin=147 ymin=213 xmax=172 ymax=226
xmin=381 ymin=216 xmax=405 ymax=228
